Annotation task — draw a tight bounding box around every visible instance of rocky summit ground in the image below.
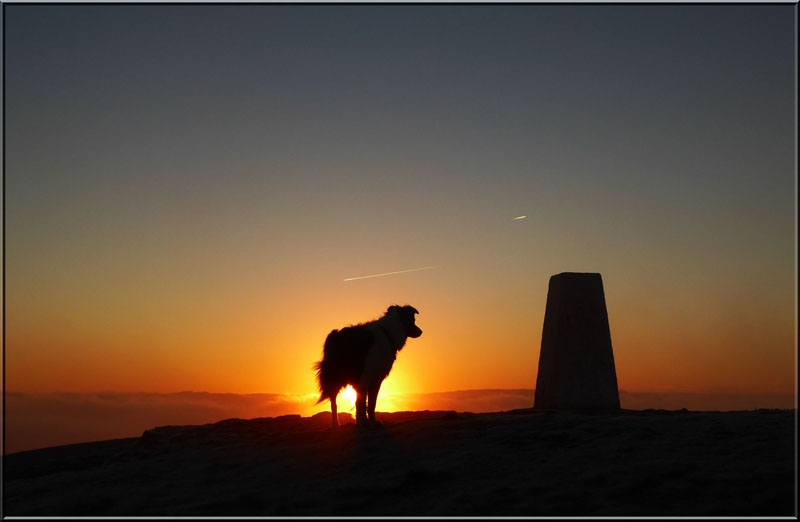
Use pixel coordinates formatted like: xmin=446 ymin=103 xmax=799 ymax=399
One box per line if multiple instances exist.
xmin=3 ymin=408 xmax=795 ymax=516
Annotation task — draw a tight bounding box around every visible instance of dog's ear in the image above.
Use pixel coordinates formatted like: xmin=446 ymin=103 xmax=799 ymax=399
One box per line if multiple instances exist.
xmin=387 ymin=305 xmax=400 ymax=314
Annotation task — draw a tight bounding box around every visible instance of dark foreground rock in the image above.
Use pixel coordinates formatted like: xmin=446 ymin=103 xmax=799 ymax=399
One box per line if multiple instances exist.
xmin=4 ymin=408 xmax=795 ymax=516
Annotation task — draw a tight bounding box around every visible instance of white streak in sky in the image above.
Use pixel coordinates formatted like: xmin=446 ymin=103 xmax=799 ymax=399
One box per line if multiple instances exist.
xmin=513 ymin=215 xmax=527 ymax=220
xmin=343 ymin=266 xmax=435 ymax=282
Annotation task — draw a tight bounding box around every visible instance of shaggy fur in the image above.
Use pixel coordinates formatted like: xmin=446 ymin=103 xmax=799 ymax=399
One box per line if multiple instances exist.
xmin=314 ymin=305 xmax=422 ymax=427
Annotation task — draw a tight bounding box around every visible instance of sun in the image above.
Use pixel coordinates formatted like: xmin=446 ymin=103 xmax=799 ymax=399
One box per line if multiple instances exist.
xmin=339 ymin=385 xmax=357 ymax=411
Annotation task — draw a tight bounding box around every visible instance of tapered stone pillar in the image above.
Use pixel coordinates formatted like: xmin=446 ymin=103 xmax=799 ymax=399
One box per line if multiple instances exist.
xmin=534 ymin=272 xmax=620 ymax=410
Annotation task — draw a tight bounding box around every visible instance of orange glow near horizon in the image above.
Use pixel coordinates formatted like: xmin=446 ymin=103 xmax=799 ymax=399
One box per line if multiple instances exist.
xmin=6 ymin=262 xmax=795 ymax=404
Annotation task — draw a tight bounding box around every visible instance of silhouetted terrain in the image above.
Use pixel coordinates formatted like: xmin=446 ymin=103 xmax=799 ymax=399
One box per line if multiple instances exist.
xmin=4 ymin=408 xmax=794 ymax=516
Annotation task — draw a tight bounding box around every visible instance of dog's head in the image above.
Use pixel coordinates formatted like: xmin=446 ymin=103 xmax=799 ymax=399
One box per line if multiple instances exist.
xmin=388 ymin=305 xmax=422 ymax=338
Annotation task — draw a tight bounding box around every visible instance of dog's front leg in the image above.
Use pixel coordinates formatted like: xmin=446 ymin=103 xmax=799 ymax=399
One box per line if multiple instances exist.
xmin=355 ymin=389 xmax=368 ymax=425
xmin=330 ymin=396 xmax=339 ymax=428
xmin=367 ymin=381 xmax=382 ymax=425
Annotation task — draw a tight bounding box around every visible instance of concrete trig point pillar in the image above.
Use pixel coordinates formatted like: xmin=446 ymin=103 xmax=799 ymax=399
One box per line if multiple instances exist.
xmin=534 ymin=272 xmax=620 ymax=410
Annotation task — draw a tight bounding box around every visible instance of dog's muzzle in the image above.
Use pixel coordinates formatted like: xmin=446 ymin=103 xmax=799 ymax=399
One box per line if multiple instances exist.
xmin=409 ymin=326 xmax=423 ymax=338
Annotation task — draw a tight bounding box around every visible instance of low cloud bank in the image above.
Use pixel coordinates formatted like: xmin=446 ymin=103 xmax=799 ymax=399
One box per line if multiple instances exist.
xmin=4 ymin=391 xmax=320 ymax=454
xmin=384 ymin=389 xmax=535 ymax=413
xmin=4 ymin=389 xmax=794 ymax=454
xmin=619 ymin=390 xmax=796 ymax=412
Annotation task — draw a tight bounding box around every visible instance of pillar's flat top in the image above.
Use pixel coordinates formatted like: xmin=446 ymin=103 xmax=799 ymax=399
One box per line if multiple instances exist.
xmin=551 ymin=272 xmax=602 ymax=278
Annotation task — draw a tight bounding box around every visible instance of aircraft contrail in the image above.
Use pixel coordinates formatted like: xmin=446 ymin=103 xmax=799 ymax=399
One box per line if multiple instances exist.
xmin=343 ymin=266 xmax=435 ymax=282
xmin=513 ymin=215 xmax=527 ymax=220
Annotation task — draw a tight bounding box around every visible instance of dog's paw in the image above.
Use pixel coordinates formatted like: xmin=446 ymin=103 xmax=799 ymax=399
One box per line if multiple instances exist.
xmin=362 ymin=419 xmax=383 ymax=431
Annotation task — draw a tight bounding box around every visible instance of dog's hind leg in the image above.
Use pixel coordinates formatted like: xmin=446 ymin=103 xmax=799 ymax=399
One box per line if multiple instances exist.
xmin=367 ymin=381 xmax=382 ymax=425
xmin=355 ymin=388 xmax=367 ymax=425
xmin=330 ymin=397 xmax=339 ymax=428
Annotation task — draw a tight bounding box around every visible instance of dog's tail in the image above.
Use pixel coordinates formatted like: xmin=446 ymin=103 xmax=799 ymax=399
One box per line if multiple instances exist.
xmin=313 ymin=359 xmax=330 ymax=404
xmin=314 ymin=330 xmax=340 ymax=404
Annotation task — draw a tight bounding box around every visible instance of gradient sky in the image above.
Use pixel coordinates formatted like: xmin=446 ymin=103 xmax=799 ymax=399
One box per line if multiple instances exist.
xmin=4 ymin=5 xmax=796 ymax=403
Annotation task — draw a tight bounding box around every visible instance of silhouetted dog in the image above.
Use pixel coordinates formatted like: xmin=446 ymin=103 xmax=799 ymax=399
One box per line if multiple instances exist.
xmin=314 ymin=305 xmax=422 ymax=427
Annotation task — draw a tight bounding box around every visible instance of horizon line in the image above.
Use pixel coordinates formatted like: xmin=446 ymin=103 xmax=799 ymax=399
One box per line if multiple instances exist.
xmin=5 ymin=388 xmax=796 ymax=397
